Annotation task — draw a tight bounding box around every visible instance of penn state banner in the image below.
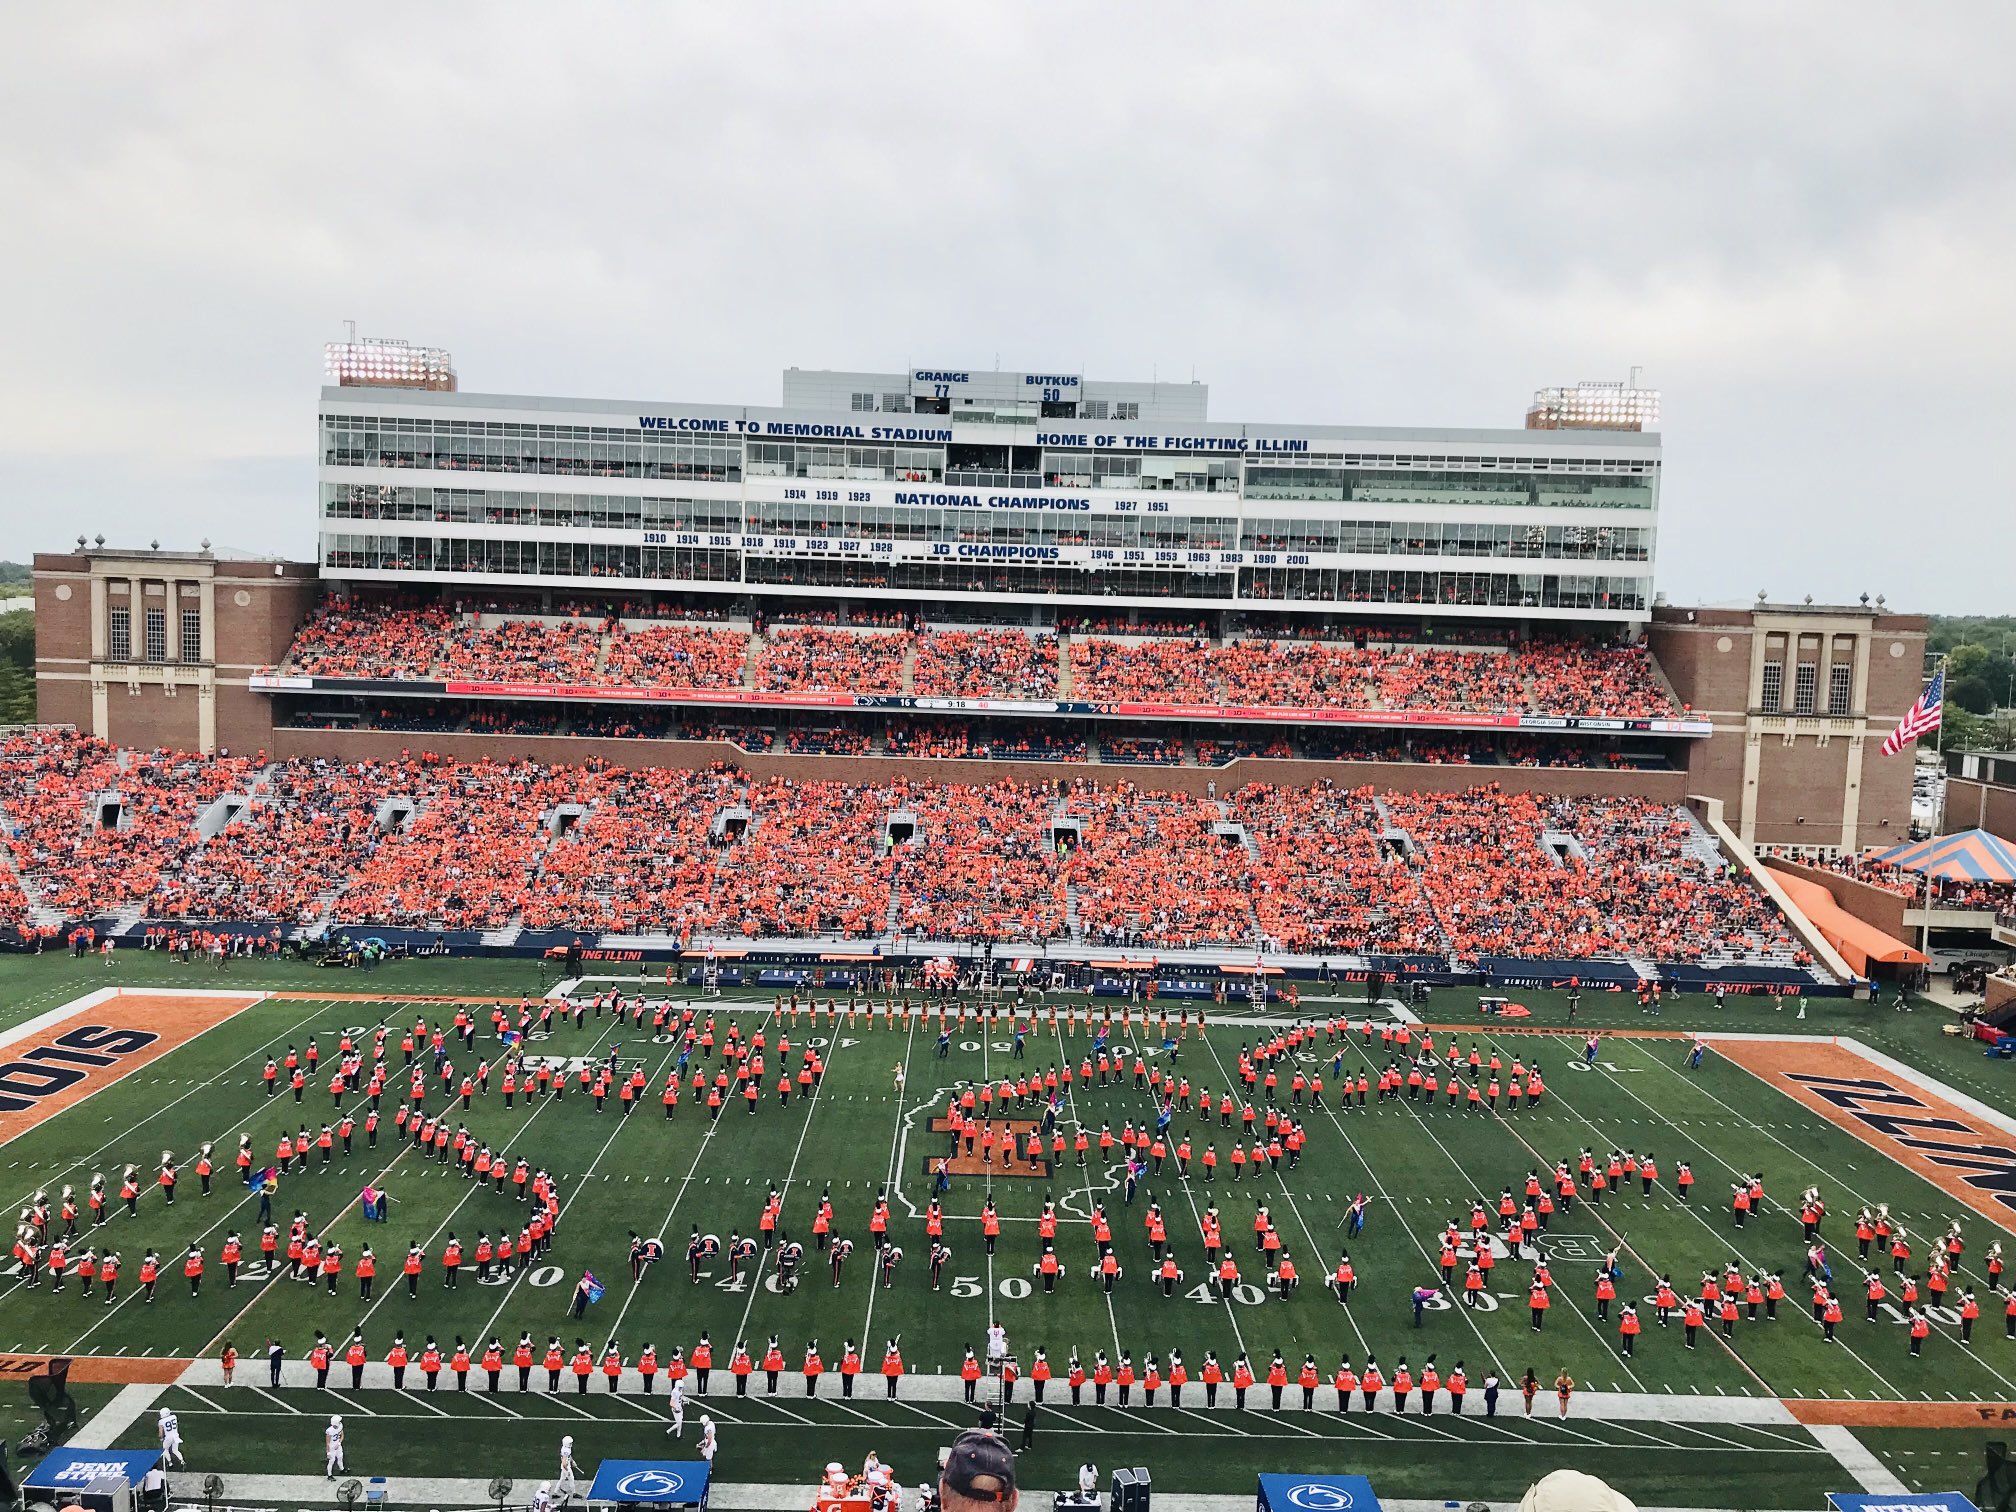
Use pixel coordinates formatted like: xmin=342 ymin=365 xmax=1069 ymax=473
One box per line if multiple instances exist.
xmin=1256 ymin=1474 xmax=1383 ymax=1512
xmin=586 ymin=1460 xmax=712 ymax=1506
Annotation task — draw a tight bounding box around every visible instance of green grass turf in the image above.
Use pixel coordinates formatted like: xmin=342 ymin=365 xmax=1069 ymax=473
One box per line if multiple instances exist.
xmin=4 ymin=954 xmax=2014 ymax=1505
xmin=0 ymin=1381 xmax=120 ymax=1455
xmin=1855 ymin=1426 xmax=2002 ymax=1499
xmin=1 ymin=972 xmax=2010 ymax=1397
xmin=100 ymin=1383 xmax=1841 ymax=1507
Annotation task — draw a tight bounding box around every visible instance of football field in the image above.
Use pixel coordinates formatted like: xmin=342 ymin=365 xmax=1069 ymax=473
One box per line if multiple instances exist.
xmin=1 ymin=961 xmax=2010 ymax=1507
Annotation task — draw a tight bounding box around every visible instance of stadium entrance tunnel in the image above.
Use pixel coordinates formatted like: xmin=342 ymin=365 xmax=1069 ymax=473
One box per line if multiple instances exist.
xmin=375 ymin=797 xmax=417 ymax=833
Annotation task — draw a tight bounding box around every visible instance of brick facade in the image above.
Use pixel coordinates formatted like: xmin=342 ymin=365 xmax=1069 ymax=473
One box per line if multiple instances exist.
xmin=1943 ymin=777 xmax=2016 ymax=843
xmin=1650 ymin=603 xmax=1928 ymax=854
xmin=33 ymin=551 xmax=320 ymax=754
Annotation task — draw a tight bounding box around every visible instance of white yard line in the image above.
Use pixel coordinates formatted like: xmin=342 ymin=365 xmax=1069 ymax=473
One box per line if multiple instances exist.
xmin=1619 ymin=1035 xmax=2016 ymax=1399
xmin=1806 ymin=1422 xmax=1910 ymax=1493
xmin=1333 ymin=1032 xmax=1657 ymax=1390
xmin=0 ymin=989 xmax=312 ymax=1219
xmin=857 ymin=1011 xmax=919 ymax=1355
xmin=64 ymin=1382 xmax=165 ymax=1448
xmin=724 ymin=1016 xmax=848 ymax=1355
xmin=1048 ymin=1019 xmax=1131 ymax=1361
xmin=62 ymin=1111 xmax=425 ymax=1355
xmin=459 ymin=1025 xmax=684 ymax=1347
xmin=1489 ymin=1027 xmax=1906 ymax=1401
xmin=176 ymin=1141 xmax=428 ymax=1360
xmin=1307 ymin=1032 xmax=1518 ymax=1386
xmin=595 ymin=1004 xmax=784 ymax=1349
xmin=1190 ymin=1027 xmax=1373 ymax=1368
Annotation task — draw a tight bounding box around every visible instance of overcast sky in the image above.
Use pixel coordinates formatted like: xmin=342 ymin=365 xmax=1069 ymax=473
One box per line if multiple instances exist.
xmin=2 ymin=5 xmax=2010 ymax=612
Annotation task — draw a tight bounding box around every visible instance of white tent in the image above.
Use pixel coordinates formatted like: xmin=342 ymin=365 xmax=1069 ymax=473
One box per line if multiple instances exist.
xmin=1519 ymin=1470 xmax=1637 ymax=1512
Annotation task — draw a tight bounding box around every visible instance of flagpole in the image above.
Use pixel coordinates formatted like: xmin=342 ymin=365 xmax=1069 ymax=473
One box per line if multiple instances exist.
xmin=1932 ymin=650 xmax=1948 ymax=846
xmin=1934 ymin=652 xmax=1948 ymax=761
xmin=1921 ymin=652 xmax=1948 ymax=968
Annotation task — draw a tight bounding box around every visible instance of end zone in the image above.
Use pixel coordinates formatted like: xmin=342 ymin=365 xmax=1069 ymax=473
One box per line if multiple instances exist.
xmin=0 ymin=988 xmax=266 ymax=1146
xmin=1708 ymin=1033 xmax=2016 ymax=1235
xmin=1785 ymin=1396 xmax=2016 ymax=1429
xmin=0 ymin=1350 xmax=188 ymax=1384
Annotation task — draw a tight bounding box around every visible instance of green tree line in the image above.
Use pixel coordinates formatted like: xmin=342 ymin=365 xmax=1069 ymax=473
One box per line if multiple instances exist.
xmin=1921 ymin=617 xmax=2015 ymax=752
xmin=0 ymin=609 xmax=32 ymax=724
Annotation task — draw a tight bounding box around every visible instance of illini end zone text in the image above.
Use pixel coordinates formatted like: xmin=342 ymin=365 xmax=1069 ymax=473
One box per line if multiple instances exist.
xmin=0 ymin=992 xmax=264 ymax=1144
xmin=1715 ymin=1038 xmax=2016 ymax=1233
xmin=0 ymin=1025 xmax=158 ymax=1113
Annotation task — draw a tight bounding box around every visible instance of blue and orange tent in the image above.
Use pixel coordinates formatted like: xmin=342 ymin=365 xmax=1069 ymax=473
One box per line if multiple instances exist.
xmin=1869 ymin=828 xmax=2016 ymax=885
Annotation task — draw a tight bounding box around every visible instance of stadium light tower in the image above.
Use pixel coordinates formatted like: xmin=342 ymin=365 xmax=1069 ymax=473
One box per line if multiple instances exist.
xmin=1525 ymin=376 xmax=1659 ymax=431
xmin=324 ymin=326 xmax=457 ymax=391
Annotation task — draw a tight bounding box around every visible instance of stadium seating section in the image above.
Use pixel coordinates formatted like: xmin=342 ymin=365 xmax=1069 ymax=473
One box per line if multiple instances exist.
xmin=271 ymin=604 xmax=1681 ymax=718
xmin=0 ymin=729 xmax=1806 ymax=971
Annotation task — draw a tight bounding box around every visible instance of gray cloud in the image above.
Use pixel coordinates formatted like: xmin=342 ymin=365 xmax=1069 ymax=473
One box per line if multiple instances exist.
xmin=1 ymin=3 xmax=2010 ymax=609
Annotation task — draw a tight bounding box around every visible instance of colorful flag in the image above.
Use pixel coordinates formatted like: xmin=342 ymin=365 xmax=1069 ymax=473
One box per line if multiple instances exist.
xmin=582 ymin=1270 xmax=605 ymax=1304
xmin=247 ymin=1166 xmax=278 ymax=1193
xmin=1882 ymin=668 xmax=1944 ymax=756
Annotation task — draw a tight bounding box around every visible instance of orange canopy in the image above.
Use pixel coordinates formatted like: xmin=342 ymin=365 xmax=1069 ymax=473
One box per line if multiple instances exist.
xmin=1767 ymin=867 xmax=1929 ymax=976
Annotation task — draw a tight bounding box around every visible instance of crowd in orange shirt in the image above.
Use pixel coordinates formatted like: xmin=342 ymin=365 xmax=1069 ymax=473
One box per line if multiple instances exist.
xmin=1383 ymin=788 xmax=1801 ymax=966
xmin=1243 ymin=783 xmax=1441 ymax=956
xmin=440 ymin=619 xmax=601 ymax=684
xmin=754 ymin=628 xmax=908 ymax=694
xmin=1063 ymin=784 xmax=1256 ymax=950
xmin=912 ymin=629 xmax=1057 ymax=699
xmin=519 ymin=765 xmax=741 ymax=935
xmin=0 ymin=731 xmax=1800 ymax=967
xmin=1507 ymin=642 xmax=1676 ymax=719
xmin=601 ymin=624 xmax=748 ymax=689
xmin=888 ymin=781 xmax=1067 ymax=941
xmin=278 ymin=603 xmax=1681 ymax=720
xmin=1068 ymin=636 xmax=1679 ymax=718
xmin=286 ymin=601 xmax=453 ymax=679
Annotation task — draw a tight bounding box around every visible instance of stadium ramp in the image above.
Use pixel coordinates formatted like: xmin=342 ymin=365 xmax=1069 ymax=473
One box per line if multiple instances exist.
xmin=1686 ymin=795 xmax=1854 ymax=985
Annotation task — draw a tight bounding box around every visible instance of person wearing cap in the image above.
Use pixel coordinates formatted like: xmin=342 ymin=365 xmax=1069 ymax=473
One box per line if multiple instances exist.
xmin=941 ymin=1428 xmax=1017 ymax=1512
xmin=323 ymin=1415 xmax=344 ymax=1480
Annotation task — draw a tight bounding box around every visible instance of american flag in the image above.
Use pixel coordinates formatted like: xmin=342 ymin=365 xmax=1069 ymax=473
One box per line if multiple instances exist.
xmin=1881 ymin=668 xmax=1943 ymax=756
